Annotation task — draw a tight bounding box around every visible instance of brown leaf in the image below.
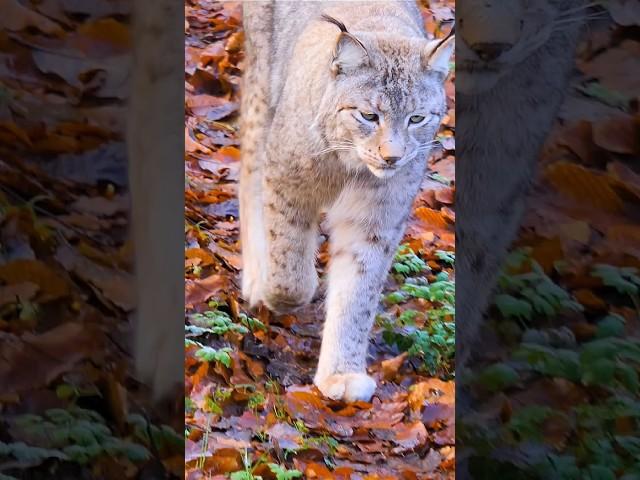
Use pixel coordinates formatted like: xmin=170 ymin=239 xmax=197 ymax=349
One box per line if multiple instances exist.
xmin=545 ymin=162 xmax=624 ymax=212
xmin=390 ymin=421 xmax=428 ymax=453
xmin=570 ymin=322 xmax=598 ymax=341
xmin=592 ymin=114 xmax=640 ymax=155
xmin=0 ymin=260 xmax=68 ymax=302
xmin=55 ymin=246 xmax=135 ymax=311
xmin=530 ymin=237 xmax=564 ymax=274
xmin=380 ymin=352 xmax=407 ymax=382
xmin=572 ymin=289 xmax=607 ymax=312
xmin=0 ymin=282 xmax=39 ymax=307
xmin=0 ymin=322 xmax=101 ymax=393
xmin=579 ymin=40 xmax=640 ymax=98
xmin=421 ymin=403 xmax=454 ymax=429
xmin=1 ymin=0 xmax=64 ymax=34
xmin=70 ymin=18 xmax=131 ymax=55
xmin=554 ymin=120 xmax=597 ymax=164
xmin=187 ymin=94 xmax=238 ymax=120
xmin=267 ymin=422 xmax=304 ymax=450
xmin=185 ymin=274 xmax=230 ymax=308
xmin=433 ymin=422 xmax=454 ymax=446
xmin=186 ymin=126 xmax=212 ymax=154
xmin=434 ymin=186 xmax=454 ymax=205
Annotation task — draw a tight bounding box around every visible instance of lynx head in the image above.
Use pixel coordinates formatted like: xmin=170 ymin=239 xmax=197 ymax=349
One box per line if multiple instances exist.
xmin=457 ymin=0 xmax=588 ymax=94
xmin=321 ymin=16 xmax=453 ymax=179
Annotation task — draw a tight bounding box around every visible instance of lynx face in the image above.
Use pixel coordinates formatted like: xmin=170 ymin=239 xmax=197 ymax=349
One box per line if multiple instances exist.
xmin=323 ymin=28 xmax=453 ymax=179
xmin=456 ymin=0 xmax=586 ymax=94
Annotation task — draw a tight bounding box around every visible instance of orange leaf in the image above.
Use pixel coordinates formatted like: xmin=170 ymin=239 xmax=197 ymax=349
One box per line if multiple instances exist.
xmin=305 ymin=462 xmax=334 ymax=479
xmin=185 ymin=127 xmax=211 ymax=154
xmin=530 ymin=237 xmax=564 ymax=274
xmin=0 ymin=260 xmax=68 ymax=302
xmin=414 ymin=207 xmax=449 ymax=229
xmin=380 ymin=352 xmax=407 ymax=382
xmin=185 ymin=247 xmax=216 ymax=266
xmin=573 ymin=289 xmax=607 ymax=312
xmin=545 ymin=162 xmax=624 ymax=212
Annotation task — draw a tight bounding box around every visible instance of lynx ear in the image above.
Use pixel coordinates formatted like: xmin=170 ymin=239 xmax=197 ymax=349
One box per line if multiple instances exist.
xmin=332 ymin=32 xmax=369 ymax=75
xmin=321 ymin=14 xmax=368 ymax=75
xmin=424 ymin=34 xmax=455 ymax=76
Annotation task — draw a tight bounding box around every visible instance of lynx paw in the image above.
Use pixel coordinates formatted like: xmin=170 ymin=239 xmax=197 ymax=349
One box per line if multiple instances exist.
xmin=241 ymin=246 xmax=267 ymax=307
xmin=263 ymin=275 xmax=318 ymax=314
xmin=241 ymin=267 xmax=264 ymax=307
xmin=315 ymin=373 xmax=376 ymax=402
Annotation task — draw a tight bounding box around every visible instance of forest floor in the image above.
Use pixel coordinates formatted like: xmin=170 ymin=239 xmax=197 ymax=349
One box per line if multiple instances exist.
xmin=185 ymin=1 xmax=457 ymax=479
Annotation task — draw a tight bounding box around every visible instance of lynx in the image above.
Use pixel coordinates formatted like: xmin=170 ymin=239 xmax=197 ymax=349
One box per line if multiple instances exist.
xmin=240 ymin=1 xmax=454 ymax=402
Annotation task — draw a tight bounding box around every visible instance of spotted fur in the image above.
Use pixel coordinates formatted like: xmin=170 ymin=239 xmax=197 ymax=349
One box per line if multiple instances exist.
xmin=240 ymin=1 xmax=453 ymax=402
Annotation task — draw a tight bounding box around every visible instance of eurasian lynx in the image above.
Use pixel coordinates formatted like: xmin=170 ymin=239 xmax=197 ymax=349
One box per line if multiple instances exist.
xmin=240 ymin=1 xmax=454 ymax=402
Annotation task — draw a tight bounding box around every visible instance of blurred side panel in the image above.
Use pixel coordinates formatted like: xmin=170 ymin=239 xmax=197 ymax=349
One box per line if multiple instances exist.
xmin=0 ymin=0 xmax=184 ymax=477
xmin=456 ymin=0 xmax=640 ymax=478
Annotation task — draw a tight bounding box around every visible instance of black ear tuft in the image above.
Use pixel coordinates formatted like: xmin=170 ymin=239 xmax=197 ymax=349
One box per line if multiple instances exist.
xmin=320 ymin=13 xmax=348 ymax=33
xmin=321 ymin=14 xmax=368 ymax=75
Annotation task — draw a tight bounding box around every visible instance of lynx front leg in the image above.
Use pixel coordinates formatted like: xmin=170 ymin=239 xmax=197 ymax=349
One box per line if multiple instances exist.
xmin=261 ymin=173 xmax=319 ymax=313
xmin=239 ymin=160 xmax=268 ymax=307
xmin=315 ymin=185 xmax=410 ymax=402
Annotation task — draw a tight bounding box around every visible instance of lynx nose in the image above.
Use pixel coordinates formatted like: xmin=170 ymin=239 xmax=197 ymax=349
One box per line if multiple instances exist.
xmin=382 ymin=156 xmax=401 ymax=166
xmin=471 ymin=42 xmax=513 ymax=62
xmin=379 ymin=141 xmax=404 ymax=166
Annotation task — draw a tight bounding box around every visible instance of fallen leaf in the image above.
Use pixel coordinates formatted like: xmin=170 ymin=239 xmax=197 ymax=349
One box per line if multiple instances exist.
xmin=0 ymin=322 xmax=101 ymax=393
xmin=545 ymin=162 xmax=624 ymax=212
xmin=592 ymin=114 xmax=640 ymax=155
xmin=0 ymin=282 xmax=39 ymax=307
xmin=380 ymin=352 xmax=408 ymax=382
xmin=0 ymin=260 xmax=69 ymax=302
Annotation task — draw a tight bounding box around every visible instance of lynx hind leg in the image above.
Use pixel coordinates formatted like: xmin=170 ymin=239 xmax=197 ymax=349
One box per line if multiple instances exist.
xmin=239 ymin=2 xmax=273 ymax=307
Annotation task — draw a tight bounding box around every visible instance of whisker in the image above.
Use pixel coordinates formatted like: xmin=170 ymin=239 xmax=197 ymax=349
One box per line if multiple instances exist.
xmin=553 ymin=11 xmax=609 ymax=26
xmin=558 ymin=2 xmax=603 ymax=18
xmin=311 ymin=145 xmax=355 ymax=157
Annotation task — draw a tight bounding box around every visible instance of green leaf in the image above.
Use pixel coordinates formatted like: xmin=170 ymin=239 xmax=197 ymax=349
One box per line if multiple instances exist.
xmin=587 ymin=465 xmax=616 ymax=480
xmin=515 ymin=344 xmax=581 ymax=382
xmin=592 ymin=264 xmax=638 ymax=295
xmin=195 ymin=346 xmax=233 ymax=367
xmin=596 ymin=314 xmax=626 ymax=338
xmin=617 ymin=363 xmax=640 ymax=393
xmin=268 ymin=464 xmax=303 ymax=480
xmin=494 ymin=294 xmax=533 ymax=320
xmin=230 ymin=472 xmax=260 ymax=480
xmin=508 ymin=405 xmax=554 ymax=442
xmin=119 ymin=441 xmax=151 ymax=462
xmin=240 ymin=314 xmax=267 ymax=332
xmin=581 ymin=359 xmax=616 ymax=387
xmin=385 ymin=291 xmax=407 ymax=304
xmin=435 ymin=250 xmax=455 ymax=265
xmin=477 ymin=363 xmax=519 ymax=391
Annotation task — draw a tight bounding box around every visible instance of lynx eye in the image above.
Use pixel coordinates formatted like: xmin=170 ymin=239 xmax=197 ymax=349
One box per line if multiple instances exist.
xmin=409 ymin=115 xmax=426 ymax=124
xmin=360 ymin=112 xmax=379 ymax=122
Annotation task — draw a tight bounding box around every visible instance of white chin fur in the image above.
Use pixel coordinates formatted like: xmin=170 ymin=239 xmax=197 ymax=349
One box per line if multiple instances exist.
xmin=367 ymin=164 xmax=397 ymax=179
